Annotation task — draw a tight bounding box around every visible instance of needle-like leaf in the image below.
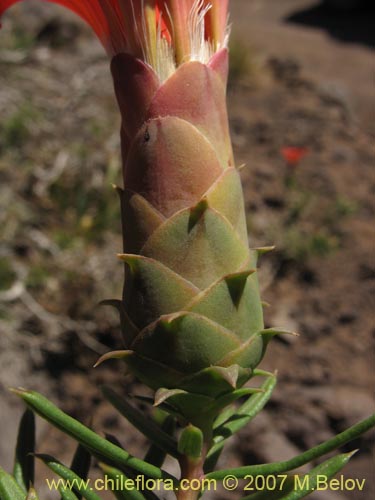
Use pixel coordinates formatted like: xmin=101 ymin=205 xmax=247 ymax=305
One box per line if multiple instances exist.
xmin=280 ymin=451 xmax=357 ymax=500
xmin=59 ymin=487 xmax=80 ymax=500
xmin=207 ymin=414 xmax=375 ymax=480
xmin=67 ymin=443 xmax=91 ymax=500
xmin=205 ymin=373 xmax=277 ymax=472
xmin=99 ymin=463 xmax=146 ymax=500
xmin=144 ymin=415 xmax=175 ymax=468
xmin=35 ymin=454 xmax=101 ymax=500
xmin=241 ymin=450 xmax=357 ymax=500
xmin=0 ymin=467 xmax=25 ymax=500
xmin=11 ymin=388 xmax=177 ymax=484
xmin=101 ymin=386 xmax=179 ymax=459
xmin=13 ymin=409 xmax=35 ymax=492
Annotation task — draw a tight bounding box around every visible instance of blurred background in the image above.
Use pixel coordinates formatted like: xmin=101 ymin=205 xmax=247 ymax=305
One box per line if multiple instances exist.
xmin=0 ymin=0 xmax=374 ymax=498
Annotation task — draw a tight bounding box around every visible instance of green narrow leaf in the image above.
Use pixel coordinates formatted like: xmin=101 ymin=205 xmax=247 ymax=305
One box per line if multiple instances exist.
xmin=275 ymin=451 xmax=356 ymax=500
xmin=204 ymin=374 xmax=277 ymax=472
xmin=11 ymin=389 xmax=176 ymax=484
xmin=13 ymin=409 xmax=35 ymax=492
xmin=59 ymin=488 xmax=80 ymax=500
xmin=206 ymin=387 xmax=263 ymax=417
xmin=104 ymin=434 xmax=125 ymax=449
xmin=207 ymin=414 xmax=375 ymax=480
xmin=144 ymin=416 xmax=175 ymax=468
xmin=214 ymin=373 xmax=277 ymax=433
xmin=212 ymin=405 xmax=236 ymax=431
xmin=95 ymin=435 xmax=138 ymax=481
xmin=68 ymin=444 xmax=91 ymax=500
xmin=101 ymin=386 xmax=179 ymax=459
xmin=240 ymin=452 xmax=356 ymax=500
xmin=98 ymin=462 xmax=159 ymax=500
xmin=99 ymin=463 xmax=146 ymax=500
xmin=0 ymin=467 xmax=25 ymax=500
xmin=35 ymin=454 xmax=101 ymax=500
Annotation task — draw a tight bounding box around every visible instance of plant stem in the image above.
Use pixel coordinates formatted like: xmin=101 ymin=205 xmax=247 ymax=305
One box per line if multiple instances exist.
xmin=177 ymin=454 xmax=206 ymax=500
xmin=177 ymin=421 xmax=213 ymax=500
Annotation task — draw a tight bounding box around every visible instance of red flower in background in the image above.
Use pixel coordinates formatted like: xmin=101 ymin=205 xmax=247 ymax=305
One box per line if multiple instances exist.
xmin=281 ymin=146 xmax=309 ymax=167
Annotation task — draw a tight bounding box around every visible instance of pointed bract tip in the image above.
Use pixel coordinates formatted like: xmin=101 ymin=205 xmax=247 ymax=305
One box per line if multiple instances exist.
xmin=347 ymin=449 xmax=359 ymax=458
xmin=254 ymin=245 xmax=276 ymax=255
xmin=225 ymin=270 xmax=256 ymax=307
xmin=94 ymin=350 xmax=131 ymax=368
xmin=239 ymin=268 xmax=257 ymax=278
xmin=224 ymin=268 xmax=256 ymax=284
xmin=117 ymin=253 xmax=139 ymax=263
xmin=253 ymin=368 xmax=275 ymax=378
xmin=214 ymin=365 xmax=239 ymax=388
xmin=33 ymin=453 xmax=53 ymax=462
xmin=240 ymin=387 xmax=265 ymax=395
xmin=154 ymin=388 xmax=186 ymax=407
xmin=160 ymin=311 xmax=184 ymax=326
xmin=188 ymin=198 xmax=209 ymax=231
xmin=260 ymin=327 xmax=299 ymax=337
xmin=9 ymin=386 xmax=29 ymax=396
xmin=117 ymin=254 xmax=140 ymax=269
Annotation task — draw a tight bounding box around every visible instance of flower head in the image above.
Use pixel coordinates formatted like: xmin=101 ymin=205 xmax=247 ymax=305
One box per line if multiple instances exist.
xmin=0 ymin=0 xmax=229 ymax=80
